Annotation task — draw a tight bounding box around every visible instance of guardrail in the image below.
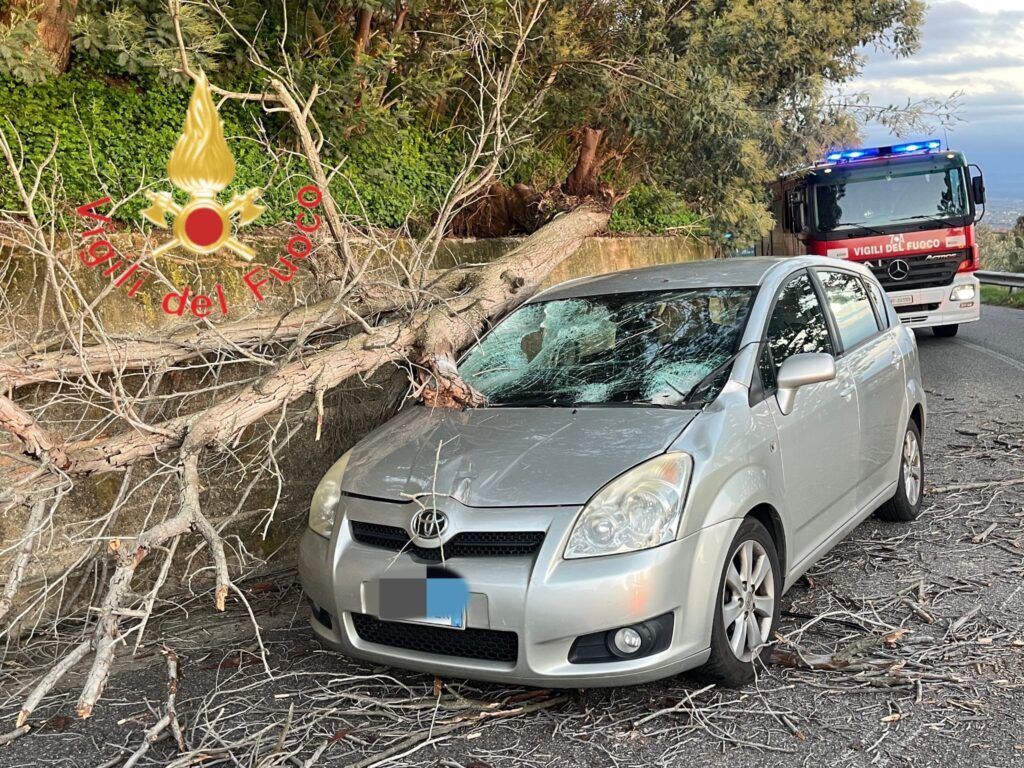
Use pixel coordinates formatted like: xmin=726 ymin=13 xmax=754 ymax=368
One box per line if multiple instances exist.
xmin=976 ymin=270 xmax=1024 ymax=293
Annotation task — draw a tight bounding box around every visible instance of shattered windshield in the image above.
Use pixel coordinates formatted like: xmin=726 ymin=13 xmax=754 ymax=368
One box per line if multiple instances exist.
xmin=459 ymin=287 xmax=755 ymax=407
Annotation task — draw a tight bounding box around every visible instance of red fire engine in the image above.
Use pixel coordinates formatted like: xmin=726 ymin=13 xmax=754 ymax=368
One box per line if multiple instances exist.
xmin=756 ymin=139 xmax=986 ymax=337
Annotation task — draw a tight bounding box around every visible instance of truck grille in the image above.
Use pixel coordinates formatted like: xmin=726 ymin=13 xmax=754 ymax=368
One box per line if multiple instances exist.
xmin=351 ymin=612 xmax=519 ymax=662
xmin=350 ymin=521 xmax=545 ymax=561
xmin=866 ymin=252 xmax=963 ymax=292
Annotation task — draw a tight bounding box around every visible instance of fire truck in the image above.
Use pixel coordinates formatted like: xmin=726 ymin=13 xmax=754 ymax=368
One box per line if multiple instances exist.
xmin=756 ymin=139 xmax=986 ymax=337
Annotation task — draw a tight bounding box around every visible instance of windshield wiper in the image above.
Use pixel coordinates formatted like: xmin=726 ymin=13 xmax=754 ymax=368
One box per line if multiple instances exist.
xmin=891 ymin=213 xmax=963 ymax=228
xmin=835 ymin=221 xmax=888 ymax=237
xmin=683 ymin=340 xmax=765 ymax=405
xmin=487 ymin=396 xmax=565 ymax=408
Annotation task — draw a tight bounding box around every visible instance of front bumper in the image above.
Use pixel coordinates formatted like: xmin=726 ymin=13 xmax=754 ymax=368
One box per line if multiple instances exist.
xmin=890 ymin=273 xmax=980 ymax=328
xmin=298 ymin=495 xmax=740 ymax=687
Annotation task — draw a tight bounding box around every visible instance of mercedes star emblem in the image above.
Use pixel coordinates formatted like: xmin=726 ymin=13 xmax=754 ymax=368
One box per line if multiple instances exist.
xmin=887 ymin=259 xmax=911 ymax=281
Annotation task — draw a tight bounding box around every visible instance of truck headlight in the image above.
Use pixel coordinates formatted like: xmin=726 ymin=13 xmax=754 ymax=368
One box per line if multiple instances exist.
xmin=564 ymin=453 xmax=693 ymax=559
xmin=308 ymin=450 xmax=352 ymax=538
xmin=950 ymin=284 xmax=976 ymax=301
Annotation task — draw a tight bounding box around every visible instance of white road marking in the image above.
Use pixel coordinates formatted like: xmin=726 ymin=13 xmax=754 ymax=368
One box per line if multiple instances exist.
xmin=955 ymin=339 xmax=1024 ymax=373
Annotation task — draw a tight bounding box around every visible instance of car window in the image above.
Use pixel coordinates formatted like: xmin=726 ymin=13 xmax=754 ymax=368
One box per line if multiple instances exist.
xmin=862 ymin=277 xmax=890 ymax=329
xmin=817 ymin=270 xmax=881 ymax=349
xmin=759 ymin=272 xmax=834 ymax=392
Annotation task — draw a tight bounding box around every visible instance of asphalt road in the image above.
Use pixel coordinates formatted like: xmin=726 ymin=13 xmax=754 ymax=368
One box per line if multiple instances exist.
xmin=2 ymin=304 xmax=1023 ymax=768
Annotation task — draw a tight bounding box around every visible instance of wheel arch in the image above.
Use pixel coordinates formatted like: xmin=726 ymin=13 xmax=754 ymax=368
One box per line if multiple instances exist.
xmin=910 ymin=402 xmax=925 ymax=440
xmin=745 ymin=503 xmax=787 ymax=577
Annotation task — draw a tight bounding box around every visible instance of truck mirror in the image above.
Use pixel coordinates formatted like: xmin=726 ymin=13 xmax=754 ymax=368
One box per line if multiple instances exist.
xmin=788 ymin=202 xmax=805 ymax=233
xmin=971 ymin=174 xmax=986 ymax=206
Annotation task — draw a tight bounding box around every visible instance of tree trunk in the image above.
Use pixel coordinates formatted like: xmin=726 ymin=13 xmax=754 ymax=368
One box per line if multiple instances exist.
xmin=420 ymin=203 xmax=610 ymax=407
xmin=564 ymin=127 xmax=605 ymax=197
xmin=8 ymin=0 xmax=77 ymax=71
xmin=353 ymin=7 xmax=373 ymax=58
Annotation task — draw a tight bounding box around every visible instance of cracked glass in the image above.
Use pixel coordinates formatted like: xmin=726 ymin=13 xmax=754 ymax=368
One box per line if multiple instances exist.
xmin=459 ymin=287 xmax=755 ymax=407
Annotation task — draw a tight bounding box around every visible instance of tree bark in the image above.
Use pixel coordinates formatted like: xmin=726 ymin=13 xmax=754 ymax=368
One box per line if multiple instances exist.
xmin=353 ymin=7 xmax=373 ymax=58
xmin=564 ymin=127 xmax=605 ymax=197
xmin=7 ymin=0 xmax=77 ymax=71
xmin=420 ymin=204 xmax=610 ymax=406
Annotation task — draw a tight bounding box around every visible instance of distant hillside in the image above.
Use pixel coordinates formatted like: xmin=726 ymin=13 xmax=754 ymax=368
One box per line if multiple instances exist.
xmin=985 ymin=199 xmax=1024 ymax=231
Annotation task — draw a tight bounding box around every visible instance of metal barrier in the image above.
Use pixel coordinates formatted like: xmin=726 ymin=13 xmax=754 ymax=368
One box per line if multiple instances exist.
xmin=976 ymin=270 xmax=1024 ymax=294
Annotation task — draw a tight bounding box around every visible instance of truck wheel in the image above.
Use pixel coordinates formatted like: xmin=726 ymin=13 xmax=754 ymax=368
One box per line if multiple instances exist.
xmin=697 ymin=518 xmax=780 ymax=687
xmin=876 ymin=420 xmax=924 ymax=522
xmin=933 ymin=324 xmax=958 ymax=337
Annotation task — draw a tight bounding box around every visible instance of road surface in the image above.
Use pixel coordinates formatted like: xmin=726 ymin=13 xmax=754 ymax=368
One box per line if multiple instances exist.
xmin=2 ymin=306 xmax=1022 ymax=768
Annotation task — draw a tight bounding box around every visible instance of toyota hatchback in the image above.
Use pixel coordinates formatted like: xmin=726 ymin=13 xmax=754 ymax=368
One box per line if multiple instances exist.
xmin=299 ymin=256 xmax=925 ymax=686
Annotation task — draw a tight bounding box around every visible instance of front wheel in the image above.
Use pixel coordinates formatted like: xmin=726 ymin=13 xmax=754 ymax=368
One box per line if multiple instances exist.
xmin=876 ymin=420 xmax=924 ymax=522
xmin=933 ymin=324 xmax=959 ymax=337
xmin=697 ymin=518 xmax=781 ymax=686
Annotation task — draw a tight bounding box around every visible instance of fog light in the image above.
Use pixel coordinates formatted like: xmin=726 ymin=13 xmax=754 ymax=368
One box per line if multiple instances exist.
xmin=950 ymin=284 xmax=976 ymax=301
xmin=611 ymin=627 xmax=643 ymax=655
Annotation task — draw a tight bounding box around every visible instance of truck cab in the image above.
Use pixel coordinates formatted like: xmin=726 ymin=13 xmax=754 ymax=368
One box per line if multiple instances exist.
xmin=756 ymin=140 xmax=986 ymax=337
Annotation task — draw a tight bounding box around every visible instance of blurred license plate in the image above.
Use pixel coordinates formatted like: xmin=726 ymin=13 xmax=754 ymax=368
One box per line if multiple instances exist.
xmin=377 ymin=574 xmax=468 ymax=630
xmin=890 ymin=295 xmax=914 ymax=306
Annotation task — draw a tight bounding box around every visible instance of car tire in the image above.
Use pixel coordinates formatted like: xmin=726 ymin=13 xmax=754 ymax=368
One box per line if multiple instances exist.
xmin=876 ymin=420 xmax=924 ymax=522
xmin=932 ymin=324 xmax=959 ymax=337
xmin=697 ymin=518 xmax=781 ymax=687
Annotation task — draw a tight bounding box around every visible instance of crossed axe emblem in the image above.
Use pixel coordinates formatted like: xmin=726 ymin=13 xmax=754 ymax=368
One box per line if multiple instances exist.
xmin=142 ymin=188 xmax=265 ymax=261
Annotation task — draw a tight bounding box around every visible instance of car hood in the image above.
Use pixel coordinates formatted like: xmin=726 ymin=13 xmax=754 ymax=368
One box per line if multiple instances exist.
xmin=342 ymin=405 xmax=698 ymax=507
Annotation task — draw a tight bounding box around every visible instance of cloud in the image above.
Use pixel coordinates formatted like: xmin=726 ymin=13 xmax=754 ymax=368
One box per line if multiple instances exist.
xmin=851 ymin=0 xmax=1024 ymax=199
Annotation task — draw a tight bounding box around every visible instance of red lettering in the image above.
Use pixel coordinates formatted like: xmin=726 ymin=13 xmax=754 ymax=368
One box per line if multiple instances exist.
xmin=268 ymin=257 xmax=298 ymax=283
xmin=295 ymin=210 xmax=320 ymax=233
xmin=287 ymin=234 xmax=312 ymax=260
xmin=80 ymin=239 xmax=116 ymax=268
xmin=243 ymin=267 xmax=269 ymax=301
xmin=190 ymin=294 xmax=213 ymax=318
xmin=297 ymin=185 xmax=322 ymax=208
xmin=215 ymin=283 xmax=229 ymax=315
xmin=162 ymin=287 xmax=192 ymax=316
xmin=76 ymin=197 xmax=113 ymax=223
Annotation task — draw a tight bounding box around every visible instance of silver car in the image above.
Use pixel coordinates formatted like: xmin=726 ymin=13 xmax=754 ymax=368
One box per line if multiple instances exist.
xmin=299 ymin=256 xmax=925 ymax=686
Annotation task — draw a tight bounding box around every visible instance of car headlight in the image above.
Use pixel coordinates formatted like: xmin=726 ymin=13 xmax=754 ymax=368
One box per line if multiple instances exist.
xmin=950 ymin=283 xmax=976 ymax=301
xmin=564 ymin=453 xmax=693 ymax=559
xmin=308 ymin=450 xmax=352 ymax=537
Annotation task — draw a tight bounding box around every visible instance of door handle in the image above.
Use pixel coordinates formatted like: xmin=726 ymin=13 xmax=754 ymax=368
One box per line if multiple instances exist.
xmin=890 ymin=349 xmax=901 ymax=367
xmin=840 ymin=386 xmax=855 ymax=400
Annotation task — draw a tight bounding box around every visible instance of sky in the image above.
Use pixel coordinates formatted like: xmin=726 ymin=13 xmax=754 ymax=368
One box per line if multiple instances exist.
xmin=852 ymin=0 xmax=1024 ymax=203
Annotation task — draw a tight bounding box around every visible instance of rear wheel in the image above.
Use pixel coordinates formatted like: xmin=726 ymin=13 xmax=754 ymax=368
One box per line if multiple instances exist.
xmin=933 ymin=324 xmax=959 ymax=337
xmin=698 ymin=518 xmax=780 ymax=686
xmin=876 ymin=420 xmax=924 ymax=522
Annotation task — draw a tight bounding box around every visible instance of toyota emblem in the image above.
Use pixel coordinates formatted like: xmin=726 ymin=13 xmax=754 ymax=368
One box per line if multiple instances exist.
xmin=887 ymin=259 xmax=911 ymax=281
xmin=410 ymin=508 xmax=448 ymax=539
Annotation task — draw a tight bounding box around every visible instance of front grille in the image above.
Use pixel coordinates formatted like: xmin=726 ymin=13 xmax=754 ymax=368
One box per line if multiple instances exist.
xmin=351 ymin=612 xmax=518 ymax=662
xmin=350 ymin=521 xmax=545 ymax=561
xmin=895 ymin=302 xmax=940 ymax=314
xmin=867 ymin=252 xmax=963 ymax=292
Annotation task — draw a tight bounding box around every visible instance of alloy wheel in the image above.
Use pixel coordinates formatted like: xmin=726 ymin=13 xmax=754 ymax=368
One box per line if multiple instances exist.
xmin=722 ymin=540 xmax=775 ymax=662
xmin=903 ymin=429 xmax=922 ymax=506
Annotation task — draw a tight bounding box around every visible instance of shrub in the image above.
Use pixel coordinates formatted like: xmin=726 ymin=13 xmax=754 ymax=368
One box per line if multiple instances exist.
xmin=609 ymin=184 xmax=705 ymax=235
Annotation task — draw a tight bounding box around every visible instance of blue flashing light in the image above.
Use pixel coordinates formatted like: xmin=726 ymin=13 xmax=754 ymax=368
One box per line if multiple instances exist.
xmin=891 ymin=139 xmax=942 ymax=154
xmin=823 ymin=139 xmax=942 ymax=164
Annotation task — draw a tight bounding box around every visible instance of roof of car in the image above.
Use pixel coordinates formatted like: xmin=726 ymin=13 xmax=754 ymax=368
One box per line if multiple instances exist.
xmin=531 ymin=256 xmax=829 ymax=302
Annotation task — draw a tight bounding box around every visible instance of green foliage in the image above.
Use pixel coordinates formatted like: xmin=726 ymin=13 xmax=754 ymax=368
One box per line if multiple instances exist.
xmin=980 ymin=285 xmax=1024 ymax=310
xmin=0 ymin=6 xmax=55 ymax=83
xmin=608 ymin=185 xmax=703 ymax=235
xmin=0 ymin=64 xmax=458 ymax=229
xmin=977 ymin=220 xmax=1024 ymax=273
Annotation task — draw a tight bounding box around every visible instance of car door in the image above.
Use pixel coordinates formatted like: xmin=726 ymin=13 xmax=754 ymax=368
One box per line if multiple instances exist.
xmin=815 ymin=269 xmax=905 ymax=501
xmin=755 ymin=270 xmax=861 ymax=567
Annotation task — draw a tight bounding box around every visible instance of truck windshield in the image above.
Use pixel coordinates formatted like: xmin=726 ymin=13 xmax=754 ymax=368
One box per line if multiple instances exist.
xmin=458 ymin=287 xmax=755 ymax=407
xmin=813 ymin=166 xmax=968 ymax=233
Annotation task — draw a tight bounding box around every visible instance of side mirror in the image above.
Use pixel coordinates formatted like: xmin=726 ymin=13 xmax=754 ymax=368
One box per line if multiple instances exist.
xmin=776 ymin=353 xmax=836 ymax=415
xmin=971 ymin=174 xmax=986 ymax=206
